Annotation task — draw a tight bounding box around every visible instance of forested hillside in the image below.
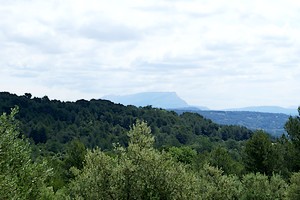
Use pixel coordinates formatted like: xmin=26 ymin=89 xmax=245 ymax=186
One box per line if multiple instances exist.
xmin=2 ymin=91 xmax=300 ymax=199
xmin=0 ymin=92 xmax=252 ymax=154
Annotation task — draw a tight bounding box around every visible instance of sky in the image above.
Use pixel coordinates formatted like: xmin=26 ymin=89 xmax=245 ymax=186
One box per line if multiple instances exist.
xmin=1 ymin=0 xmax=300 ymax=110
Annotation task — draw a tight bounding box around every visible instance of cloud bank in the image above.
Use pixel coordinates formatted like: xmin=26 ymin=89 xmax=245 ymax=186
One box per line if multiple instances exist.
xmin=1 ymin=0 xmax=300 ymax=109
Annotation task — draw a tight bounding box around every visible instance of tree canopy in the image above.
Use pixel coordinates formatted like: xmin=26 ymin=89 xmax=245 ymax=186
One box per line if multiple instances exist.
xmin=1 ymin=92 xmax=300 ymax=199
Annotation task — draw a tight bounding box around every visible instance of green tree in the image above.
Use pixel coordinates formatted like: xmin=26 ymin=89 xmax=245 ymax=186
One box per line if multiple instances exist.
xmin=209 ymin=146 xmax=244 ymax=175
xmin=272 ymin=135 xmax=296 ymax=177
xmin=168 ymin=146 xmax=197 ymax=165
xmin=63 ymin=139 xmax=86 ymax=178
xmin=285 ymin=107 xmax=300 ymax=170
xmin=287 ymin=172 xmax=300 ymax=200
xmin=285 ymin=107 xmax=300 ymax=146
xmin=241 ymin=173 xmax=287 ymax=200
xmin=243 ymin=130 xmax=275 ymax=175
xmin=68 ymin=120 xmax=200 ymax=199
xmin=198 ymin=164 xmax=242 ymax=200
xmin=0 ymin=107 xmax=53 ymax=199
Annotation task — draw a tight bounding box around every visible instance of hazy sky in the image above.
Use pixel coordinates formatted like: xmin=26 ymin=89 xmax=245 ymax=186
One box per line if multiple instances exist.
xmin=1 ymin=0 xmax=300 ymax=109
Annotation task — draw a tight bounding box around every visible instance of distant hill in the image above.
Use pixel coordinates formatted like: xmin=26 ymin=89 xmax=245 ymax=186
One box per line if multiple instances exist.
xmin=103 ymin=92 xmax=199 ymax=109
xmin=225 ymin=106 xmax=298 ymax=116
xmin=173 ymin=109 xmax=290 ymax=137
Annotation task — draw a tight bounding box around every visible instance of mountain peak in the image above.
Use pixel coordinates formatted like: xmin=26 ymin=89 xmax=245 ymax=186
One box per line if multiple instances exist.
xmin=102 ymin=92 xmax=190 ymax=109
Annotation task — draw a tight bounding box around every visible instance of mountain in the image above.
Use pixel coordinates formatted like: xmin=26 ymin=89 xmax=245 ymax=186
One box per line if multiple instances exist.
xmin=103 ymin=92 xmax=192 ymax=109
xmin=225 ymin=106 xmax=298 ymax=116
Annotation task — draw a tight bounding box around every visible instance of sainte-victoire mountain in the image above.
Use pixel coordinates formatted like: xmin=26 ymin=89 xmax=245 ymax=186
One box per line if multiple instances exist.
xmin=103 ymin=92 xmax=205 ymax=109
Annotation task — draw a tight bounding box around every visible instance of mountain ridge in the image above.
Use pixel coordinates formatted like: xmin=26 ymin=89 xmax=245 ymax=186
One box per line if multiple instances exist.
xmin=103 ymin=92 xmax=191 ymax=109
xmin=224 ymin=106 xmax=298 ymax=116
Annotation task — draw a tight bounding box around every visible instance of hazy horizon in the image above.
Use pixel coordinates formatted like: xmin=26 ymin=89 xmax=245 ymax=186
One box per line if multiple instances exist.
xmin=2 ymin=90 xmax=298 ymax=111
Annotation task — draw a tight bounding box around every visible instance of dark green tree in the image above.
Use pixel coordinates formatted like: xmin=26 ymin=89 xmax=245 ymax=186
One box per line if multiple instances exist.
xmin=285 ymin=107 xmax=300 ymax=170
xmin=243 ymin=130 xmax=275 ymax=175
xmin=271 ymin=135 xmax=296 ymax=177
xmin=64 ymin=139 xmax=86 ymax=172
xmin=209 ymin=146 xmax=244 ymax=175
xmin=285 ymin=107 xmax=300 ymax=146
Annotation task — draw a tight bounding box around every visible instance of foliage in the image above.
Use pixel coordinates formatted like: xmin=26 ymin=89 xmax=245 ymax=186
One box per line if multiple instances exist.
xmin=3 ymin=104 xmax=300 ymax=199
xmin=272 ymin=135 xmax=296 ymax=178
xmin=0 ymin=92 xmax=253 ymax=155
xmin=285 ymin=107 xmax=300 ymax=171
xmin=63 ymin=139 xmax=87 ymax=179
xmin=208 ymin=146 xmax=244 ymax=175
xmin=68 ymin=120 xmax=200 ymax=199
xmin=241 ymin=173 xmax=287 ymax=200
xmin=243 ymin=130 xmax=275 ymax=175
xmin=0 ymin=107 xmax=53 ymax=199
xmin=168 ymin=146 xmax=197 ymax=165
xmin=285 ymin=107 xmax=300 ymax=146
xmin=198 ymin=164 xmax=242 ymax=200
xmin=287 ymin=172 xmax=300 ymax=200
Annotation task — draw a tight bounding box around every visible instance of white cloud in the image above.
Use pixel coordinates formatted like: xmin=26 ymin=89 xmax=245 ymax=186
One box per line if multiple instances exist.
xmin=1 ymin=0 xmax=300 ymax=109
